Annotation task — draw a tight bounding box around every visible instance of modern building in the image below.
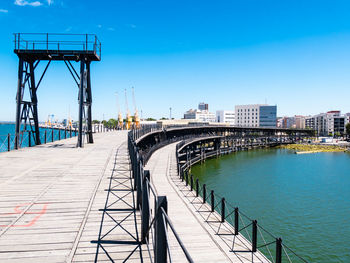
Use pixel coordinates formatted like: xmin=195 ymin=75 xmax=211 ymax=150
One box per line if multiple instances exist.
xmin=198 ymin=102 xmax=209 ymax=111
xmin=277 ymin=116 xmax=295 ymax=128
xmin=295 ymin=115 xmax=307 ymax=129
xmin=306 ymin=111 xmax=346 ymax=136
xmin=184 ymin=109 xmax=216 ymax=122
xmin=235 ymin=104 xmax=277 ymax=127
xmin=184 ymin=102 xmax=216 ymax=122
xmin=216 ymin=110 xmax=235 ymax=125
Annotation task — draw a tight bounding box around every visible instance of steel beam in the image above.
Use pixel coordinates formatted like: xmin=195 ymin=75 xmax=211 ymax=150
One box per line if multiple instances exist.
xmin=77 ymin=58 xmax=85 ymax=148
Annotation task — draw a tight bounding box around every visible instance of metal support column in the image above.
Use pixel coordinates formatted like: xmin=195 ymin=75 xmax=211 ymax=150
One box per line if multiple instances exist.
xmin=86 ymin=61 xmax=93 ymax=143
xmin=15 ymin=58 xmax=24 ymax=149
xmin=77 ymin=58 xmax=85 ymax=148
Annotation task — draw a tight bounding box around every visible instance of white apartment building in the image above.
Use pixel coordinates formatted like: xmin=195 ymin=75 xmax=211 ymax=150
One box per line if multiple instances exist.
xmin=216 ymin=110 xmax=235 ymax=125
xmin=306 ymin=111 xmax=346 ymax=136
xmin=235 ymin=104 xmax=277 ymax=127
xmin=184 ymin=109 xmax=216 ymax=122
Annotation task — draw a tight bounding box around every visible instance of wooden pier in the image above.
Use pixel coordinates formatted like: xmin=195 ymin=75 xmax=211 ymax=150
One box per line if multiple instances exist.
xmin=0 ymin=130 xmax=277 ymax=262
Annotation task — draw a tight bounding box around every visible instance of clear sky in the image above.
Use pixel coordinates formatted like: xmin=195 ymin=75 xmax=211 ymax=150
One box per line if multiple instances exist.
xmin=1 ymin=0 xmax=350 ymax=121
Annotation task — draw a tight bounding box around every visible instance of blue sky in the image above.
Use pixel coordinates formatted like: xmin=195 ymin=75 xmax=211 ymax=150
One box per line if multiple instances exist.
xmin=1 ymin=0 xmax=350 ymax=121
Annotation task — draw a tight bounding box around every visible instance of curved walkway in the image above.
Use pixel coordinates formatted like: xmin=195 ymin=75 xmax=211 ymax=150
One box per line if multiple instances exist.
xmin=145 ymin=143 xmax=270 ymax=263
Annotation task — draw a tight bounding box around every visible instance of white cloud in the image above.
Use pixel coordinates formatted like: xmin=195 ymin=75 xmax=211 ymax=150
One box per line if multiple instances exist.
xmin=14 ymin=0 xmax=43 ymax=7
xmin=0 ymin=9 xmax=9 ymax=13
xmin=107 ymin=27 xmax=115 ymax=31
xmin=47 ymin=0 xmax=53 ymax=5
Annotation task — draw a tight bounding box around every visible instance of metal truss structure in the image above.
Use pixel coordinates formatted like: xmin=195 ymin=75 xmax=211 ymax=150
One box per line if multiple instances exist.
xmin=13 ymin=33 xmax=101 ymax=148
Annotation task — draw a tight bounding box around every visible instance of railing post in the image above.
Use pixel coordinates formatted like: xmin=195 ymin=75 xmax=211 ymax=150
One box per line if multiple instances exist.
xmin=14 ymin=133 xmax=19 ymax=150
xmin=70 ymin=128 xmax=72 ymax=138
xmin=58 ymin=129 xmax=61 ymax=140
xmin=276 ymin=238 xmax=282 ymax=263
xmin=234 ymin=207 xmax=239 ymax=235
xmin=185 ymin=171 xmax=188 ymax=186
xmin=65 ymin=128 xmax=67 ymax=139
xmin=7 ymin=133 xmax=11 ymax=151
xmin=44 ymin=130 xmax=47 ymax=144
xmin=190 ymin=174 xmax=193 ymax=191
xmin=136 ymin=158 xmax=143 ymax=210
xmin=203 ymin=184 xmax=206 ymax=203
xmin=155 ymin=196 xmax=167 ymax=263
xmin=252 ymin=220 xmax=257 ymax=252
xmin=221 ymin=198 xmax=225 ymax=222
xmin=51 ymin=129 xmax=54 ymax=142
xmin=28 ymin=131 xmax=31 ymax=147
xmin=141 ymin=170 xmax=150 ymax=244
xmin=195 ymin=178 xmax=199 ymax=197
xmin=211 ymin=190 xmax=215 ymax=212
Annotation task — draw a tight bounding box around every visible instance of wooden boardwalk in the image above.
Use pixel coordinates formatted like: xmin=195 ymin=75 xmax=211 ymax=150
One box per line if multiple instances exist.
xmin=145 ymin=143 xmax=270 ymax=263
xmin=0 ymin=131 xmax=149 ymax=262
xmin=0 ymin=131 xmax=270 ymax=262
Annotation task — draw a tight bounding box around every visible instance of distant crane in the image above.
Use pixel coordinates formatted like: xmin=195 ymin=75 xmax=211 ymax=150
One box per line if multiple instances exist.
xmin=45 ymin=114 xmax=54 ymax=127
xmin=115 ymin=92 xmax=123 ymax=129
xmin=125 ymin=89 xmax=132 ymax=130
xmin=132 ymin=87 xmax=140 ymax=129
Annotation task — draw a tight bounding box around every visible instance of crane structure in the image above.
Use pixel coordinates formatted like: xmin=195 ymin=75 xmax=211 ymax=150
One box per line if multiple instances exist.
xmin=124 ymin=89 xmax=132 ymax=130
xmin=115 ymin=92 xmax=123 ymax=130
xmin=132 ymin=87 xmax=140 ymax=129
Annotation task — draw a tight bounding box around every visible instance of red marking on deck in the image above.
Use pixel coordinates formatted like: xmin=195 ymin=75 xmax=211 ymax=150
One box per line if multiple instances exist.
xmin=0 ymin=203 xmax=48 ymax=227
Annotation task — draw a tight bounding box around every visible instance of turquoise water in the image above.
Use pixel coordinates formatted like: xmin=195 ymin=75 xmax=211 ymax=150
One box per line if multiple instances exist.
xmin=0 ymin=123 xmax=76 ymax=152
xmin=191 ymin=148 xmax=350 ymax=263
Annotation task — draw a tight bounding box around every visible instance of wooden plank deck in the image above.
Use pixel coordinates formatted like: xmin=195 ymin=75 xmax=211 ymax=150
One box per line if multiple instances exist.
xmin=0 ymin=131 xmax=149 ymax=262
xmin=1 ymin=131 xmax=271 ymax=263
xmin=145 ymin=143 xmax=271 ymax=263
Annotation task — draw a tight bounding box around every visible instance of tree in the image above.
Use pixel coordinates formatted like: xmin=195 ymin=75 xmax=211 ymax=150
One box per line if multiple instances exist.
xmin=346 ymin=123 xmax=350 ymax=138
xmin=92 ymin=120 xmax=100 ymax=124
xmin=107 ymin=118 xmax=118 ymax=128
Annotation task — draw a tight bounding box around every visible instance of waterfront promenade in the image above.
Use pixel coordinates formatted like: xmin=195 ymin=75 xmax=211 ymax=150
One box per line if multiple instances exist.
xmin=0 ymin=131 xmax=148 ymax=262
xmin=0 ymin=130 xmax=269 ymax=262
xmin=145 ymin=143 xmax=269 ymax=263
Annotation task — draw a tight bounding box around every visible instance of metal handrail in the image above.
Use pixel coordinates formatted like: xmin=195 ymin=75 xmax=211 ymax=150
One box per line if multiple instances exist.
xmin=128 ymin=129 xmax=194 ymax=263
xmin=13 ymin=33 xmax=101 ymax=58
xmin=178 ymin=143 xmax=310 ymax=263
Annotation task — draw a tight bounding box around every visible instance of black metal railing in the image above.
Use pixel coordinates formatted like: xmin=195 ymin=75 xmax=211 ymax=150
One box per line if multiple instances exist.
xmin=128 ymin=131 xmax=194 ymax=263
xmin=13 ymin=33 xmax=101 ymax=59
xmin=177 ymin=142 xmax=310 ymax=263
xmin=0 ymin=128 xmax=78 ymax=152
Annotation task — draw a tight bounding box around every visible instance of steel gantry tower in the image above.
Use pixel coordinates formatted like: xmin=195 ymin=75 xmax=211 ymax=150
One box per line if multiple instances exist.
xmin=13 ymin=33 xmax=101 ymax=148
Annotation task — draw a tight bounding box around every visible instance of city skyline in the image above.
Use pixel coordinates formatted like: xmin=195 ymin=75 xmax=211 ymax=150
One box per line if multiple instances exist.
xmin=1 ymin=1 xmax=350 ymax=121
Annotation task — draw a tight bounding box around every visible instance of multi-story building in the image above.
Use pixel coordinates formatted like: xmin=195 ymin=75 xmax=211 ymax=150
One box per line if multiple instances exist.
xmin=235 ymin=104 xmax=277 ymax=127
xmin=345 ymin=113 xmax=350 ymax=124
xmin=184 ymin=102 xmax=216 ymax=122
xmin=277 ymin=116 xmax=295 ymax=128
xmin=198 ymin=102 xmax=208 ymax=111
xmin=295 ymin=115 xmax=307 ymax=129
xmin=306 ymin=111 xmax=346 ymax=136
xmin=216 ymin=110 xmax=235 ymax=125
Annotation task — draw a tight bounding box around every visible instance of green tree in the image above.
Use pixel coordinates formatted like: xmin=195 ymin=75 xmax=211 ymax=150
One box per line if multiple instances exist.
xmin=107 ymin=118 xmax=118 ymax=128
xmin=92 ymin=120 xmax=100 ymax=124
xmin=146 ymin=118 xmax=156 ymax=121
